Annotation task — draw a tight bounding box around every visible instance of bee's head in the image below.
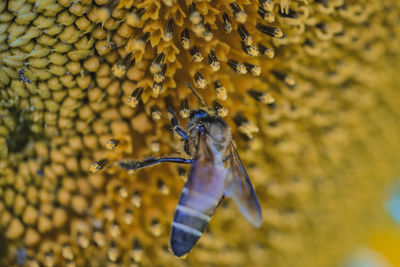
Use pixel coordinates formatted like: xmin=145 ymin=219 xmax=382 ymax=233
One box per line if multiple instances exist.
xmin=195 ymin=113 xmax=231 ymax=144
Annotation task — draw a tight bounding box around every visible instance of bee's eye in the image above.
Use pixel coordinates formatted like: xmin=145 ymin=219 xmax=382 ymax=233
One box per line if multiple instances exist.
xmin=199 ymin=124 xmax=207 ymax=133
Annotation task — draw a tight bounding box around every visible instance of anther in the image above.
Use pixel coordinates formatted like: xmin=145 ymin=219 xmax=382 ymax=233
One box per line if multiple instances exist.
xmin=259 ymin=0 xmax=274 ymax=11
xmin=150 ymin=52 xmax=165 ymax=74
xmin=192 ymin=20 xmax=205 ymax=36
xmin=238 ymin=25 xmax=253 ymax=45
xmin=130 ymin=239 xmax=143 ymax=263
xmin=44 ymin=251 xmax=55 ymax=267
xmin=93 ymin=230 xmax=106 ymax=247
xmin=147 ymin=141 xmax=159 ymax=152
xmin=151 ymin=218 xmax=162 ymax=236
xmin=190 ymin=47 xmax=203 ymax=62
xmin=214 ymin=81 xmax=227 ymax=100
xmin=61 ymin=243 xmax=74 ymax=260
xmin=153 ymin=82 xmax=163 ymax=97
xmin=157 ymin=179 xmax=170 ymax=195
xmin=244 ymin=63 xmax=261 ymax=76
xmin=128 ymin=87 xmax=144 ymax=108
xmin=180 ymin=28 xmax=191 ymax=49
xmin=177 ymin=167 xmax=188 ymax=182
xmin=107 ymin=241 xmax=119 ymax=262
xmin=110 ymin=221 xmax=121 ymax=237
xmin=271 ymin=70 xmax=296 ymax=87
xmin=154 ymin=64 xmax=167 ymax=83
xmin=230 ymin=2 xmax=247 ymax=23
xmin=256 ymin=23 xmax=283 ymax=38
xmin=234 ymin=114 xmax=259 ymax=139
xmin=112 ymin=52 xmax=135 ymax=78
xmin=163 ymin=18 xmax=175 ymax=41
xmin=208 ymin=50 xmax=220 ymax=71
xmin=222 ymin=13 xmax=233 ymax=33
xmin=116 ymin=186 xmax=128 ymax=199
xmin=258 ymin=44 xmax=275 ymax=58
xmin=126 ymin=8 xmax=145 ymax=26
xmin=194 ymin=72 xmax=207 ymax=89
xmin=131 ymin=191 xmax=142 ymax=208
xmin=124 ymin=209 xmax=134 ymax=225
xmin=90 ymin=159 xmax=109 ymax=173
xmin=258 ymin=6 xmax=275 ymax=23
xmin=228 ymin=59 xmax=247 ymax=74
xmin=133 ymin=32 xmax=151 ymax=51
xmin=248 ymin=89 xmax=275 ymax=104
xmin=213 ymin=101 xmax=228 ymax=117
xmin=180 ymin=98 xmax=190 ymax=118
xmin=189 ymin=3 xmax=202 ymax=24
xmin=241 ymin=42 xmax=259 ymax=56
xmin=151 ymin=105 xmax=162 ymax=120
xmin=77 ymin=232 xmax=89 ymax=248
xmin=202 ymin=23 xmax=213 ymax=41
xmin=106 ymin=139 xmax=120 ymax=150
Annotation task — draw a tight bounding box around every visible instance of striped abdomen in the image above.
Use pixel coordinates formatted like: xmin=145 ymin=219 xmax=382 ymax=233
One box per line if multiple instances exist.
xmin=170 ymin=186 xmax=220 ymax=257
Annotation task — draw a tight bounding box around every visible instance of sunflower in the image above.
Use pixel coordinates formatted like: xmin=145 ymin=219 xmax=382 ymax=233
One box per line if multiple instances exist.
xmin=1 ymin=0 xmax=400 ymax=266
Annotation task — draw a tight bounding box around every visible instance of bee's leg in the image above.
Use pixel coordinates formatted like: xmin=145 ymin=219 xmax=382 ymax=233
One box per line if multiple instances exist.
xmin=119 ymin=157 xmax=193 ymax=170
xmin=167 ymin=109 xmax=188 ymax=141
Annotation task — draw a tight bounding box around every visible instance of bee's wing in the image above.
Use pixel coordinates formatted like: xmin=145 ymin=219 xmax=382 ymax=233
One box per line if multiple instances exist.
xmin=224 ymin=143 xmax=262 ymax=227
xmin=170 ymin=133 xmax=228 ymax=257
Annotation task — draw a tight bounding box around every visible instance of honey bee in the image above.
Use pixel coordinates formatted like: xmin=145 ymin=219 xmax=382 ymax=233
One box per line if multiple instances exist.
xmin=119 ymin=83 xmax=262 ymax=257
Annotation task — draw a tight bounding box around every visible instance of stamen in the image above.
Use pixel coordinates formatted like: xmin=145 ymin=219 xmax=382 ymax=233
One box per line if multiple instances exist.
xmin=132 ymin=32 xmax=151 ymax=51
xmin=106 ymin=139 xmax=120 ymax=150
xmin=131 ymin=191 xmax=142 ymax=208
xmin=190 ymin=47 xmax=203 ymax=62
xmin=123 ymin=209 xmax=134 ymax=225
xmin=202 ymin=23 xmax=213 ymax=41
xmin=256 ymin=23 xmax=283 ymax=38
xmin=112 ymin=52 xmax=135 ymax=78
xmin=180 ymin=28 xmax=191 ymax=49
xmin=180 ymin=98 xmax=190 ymax=118
xmin=244 ymin=63 xmax=261 ymax=76
xmin=241 ymin=42 xmax=259 ymax=56
xmin=234 ymin=114 xmax=259 ymax=139
xmin=157 ymin=179 xmax=170 ymax=195
xmin=258 ymin=44 xmax=275 ymax=58
xmin=248 ymin=89 xmax=275 ymax=104
xmin=189 ymin=3 xmax=202 ymax=24
xmin=130 ymin=239 xmax=143 ymax=263
xmin=107 ymin=241 xmax=119 ymax=262
xmin=126 ymin=8 xmax=145 ymax=27
xmin=153 ymin=82 xmax=163 ymax=97
xmin=228 ymin=59 xmax=247 ymax=74
xmin=258 ymin=6 xmax=275 ymax=23
xmin=271 ymin=70 xmax=296 ymax=87
xmin=154 ymin=64 xmax=167 ymax=83
xmin=208 ymin=50 xmax=220 ymax=71
xmin=90 ymin=159 xmax=109 ymax=173
xmin=214 ymin=81 xmax=227 ymax=100
xmin=192 ymin=20 xmax=205 ymax=36
xmin=150 ymin=52 xmax=165 ymax=74
xmin=128 ymin=87 xmax=144 ymax=108
xmin=259 ymin=0 xmax=274 ymax=11
xmin=213 ymin=101 xmax=228 ymax=117
xmin=222 ymin=13 xmax=233 ymax=33
xmin=163 ymin=18 xmax=175 ymax=41
xmin=151 ymin=105 xmax=162 ymax=120
xmin=238 ymin=25 xmax=253 ymax=46
xmin=230 ymin=2 xmax=247 ymax=23
xmin=194 ymin=72 xmax=207 ymax=89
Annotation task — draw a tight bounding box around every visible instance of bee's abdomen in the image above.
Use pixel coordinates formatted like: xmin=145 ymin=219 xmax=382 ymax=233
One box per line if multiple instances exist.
xmin=170 ymin=188 xmax=214 ymax=256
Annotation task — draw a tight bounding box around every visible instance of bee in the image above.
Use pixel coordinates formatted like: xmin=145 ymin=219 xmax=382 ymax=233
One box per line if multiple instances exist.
xmin=119 ymin=83 xmax=262 ymax=257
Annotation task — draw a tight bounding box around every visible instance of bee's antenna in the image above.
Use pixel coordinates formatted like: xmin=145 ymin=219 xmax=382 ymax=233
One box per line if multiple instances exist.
xmin=185 ymin=82 xmax=206 ymax=107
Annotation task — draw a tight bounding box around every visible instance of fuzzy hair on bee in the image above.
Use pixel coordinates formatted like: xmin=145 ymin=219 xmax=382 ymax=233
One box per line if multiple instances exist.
xmin=119 ymin=83 xmax=262 ymax=257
